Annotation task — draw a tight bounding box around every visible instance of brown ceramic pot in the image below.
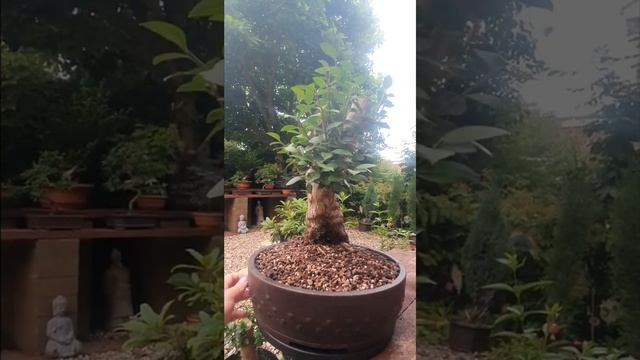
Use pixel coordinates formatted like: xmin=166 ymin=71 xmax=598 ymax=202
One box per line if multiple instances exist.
xmin=39 ymin=184 xmax=93 ymax=210
xmin=262 ymin=183 xmax=275 ymax=190
xmin=281 ymin=189 xmax=292 ymax=196
xmin=193 ymin=212 xmax=223 ymax=228
xmin=248 ymin=245 xmax=406 ymax=356
xmin=448 ymin=319 xmax=492 ymax=353
xmin=236 ymin=181 xmax=251 ymax=190
xmin=135 ymin=194 xmax=167 ymax=210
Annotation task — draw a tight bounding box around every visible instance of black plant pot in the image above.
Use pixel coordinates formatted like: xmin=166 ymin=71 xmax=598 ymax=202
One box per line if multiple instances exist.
xmin=358 ymin=222 xmax=372 ymax=232
xmin=448 ymin=319 xmax=492 ymax=353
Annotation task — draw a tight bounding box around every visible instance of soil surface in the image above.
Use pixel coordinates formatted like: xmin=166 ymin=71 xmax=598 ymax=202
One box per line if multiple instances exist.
xmin=255 ymin=237 xmax=400 ymax=291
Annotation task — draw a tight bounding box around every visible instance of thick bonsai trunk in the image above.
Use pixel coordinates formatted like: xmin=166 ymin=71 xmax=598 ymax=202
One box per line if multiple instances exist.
xmin=304 ymin=183 xmax=349 ymax=245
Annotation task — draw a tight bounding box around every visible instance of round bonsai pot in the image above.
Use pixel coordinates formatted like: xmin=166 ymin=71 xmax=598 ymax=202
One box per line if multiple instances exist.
xmin=40 ymin=184 xmax=93 ymax=210
xmin=135 ymin=194 xmax=167 ymax=210
xmin=236 ymin=181 xmax=251 ymax=190
xmin=248 ymin=245 xmax=406 ymax=357
xmin=448 ymin=319 xmax=492 ymax=353
xmin=281 ymin=189 xmax=292 ymax=196
xmin=358 ymin=221 xmax=372 ymax=232
xmin=193 ymin=212 xmax=223 ymax=228
xmin=262 ymin=183 xmax=275 ymax=190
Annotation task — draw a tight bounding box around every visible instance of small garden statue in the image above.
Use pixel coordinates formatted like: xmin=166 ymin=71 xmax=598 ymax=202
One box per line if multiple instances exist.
xmin=237 ymin=214 xmax=249 ymax=234
xmin=45 ymin=295 xmax=82 ymax=358
xmin=104 ymin=249 xmax=134 ymax=329
xmin=256 ymin=201 xmax=264 ymax=226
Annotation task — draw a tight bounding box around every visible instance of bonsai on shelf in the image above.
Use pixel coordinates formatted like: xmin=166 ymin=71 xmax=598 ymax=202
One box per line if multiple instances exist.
xmin=20 ymin=150 xmax=92 ymax=210
xmin=180 ymin=164 xmax=224 ymax=228
xmin=229 ymin=171 xmax=251 ymax=190
xmin=254 ymin=163 xmax=278 ymax=189
xmin=248 ymin=41 xmax=401 ymax=357
xmin=103 ymin=125 xmax=177 ymax=212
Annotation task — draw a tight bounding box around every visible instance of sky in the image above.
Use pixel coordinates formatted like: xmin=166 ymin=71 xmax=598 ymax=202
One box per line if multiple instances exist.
xmin=369 ymin=0 xmax=416 ymax=163
xmin=519 ymin=0 xmax=639 ymax=117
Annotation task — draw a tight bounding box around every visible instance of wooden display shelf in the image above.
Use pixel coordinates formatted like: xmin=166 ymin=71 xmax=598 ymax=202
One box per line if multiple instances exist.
xmin=1 ymin=227 xmax=220 ymax=241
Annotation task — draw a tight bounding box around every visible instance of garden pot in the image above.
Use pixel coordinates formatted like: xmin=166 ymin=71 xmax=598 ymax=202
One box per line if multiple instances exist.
xmin=448 ymin=319 xmax=492 ymax=353
xmin=193 ymin=212 xmax=223 ymax=228
xmin=248 ymin=245 xmax=406 ymax=358
xmin=358 ymin=221 xmax=372 ymax=232
xmin=39 ymin=184 xmax=93 ymax=210
xmin=236 ymin=181 xmax=251 ymax=190
xmin=135 ymin=195 xmax=167 ymax=210
xmin=281 ymin=189 xmax=293 ymax=196
xmin=262 ymin=183 xmax=275 ymax=190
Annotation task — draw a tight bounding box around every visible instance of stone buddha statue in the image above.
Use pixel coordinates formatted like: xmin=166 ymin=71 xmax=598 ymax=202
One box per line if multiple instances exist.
xmin=256 ymin=201 xmax=264 ymax=226
xmin=45 ymin=295 xmax=82 ymax=358
xmin=237 ymin=214 xmax=249 ymax=234
xmin=104 ymin=249 xmax=134 ymax=330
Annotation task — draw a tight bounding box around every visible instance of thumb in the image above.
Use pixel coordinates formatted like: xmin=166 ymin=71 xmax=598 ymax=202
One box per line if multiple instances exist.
xmin=226 ymin=276 xmax=248 ymax=301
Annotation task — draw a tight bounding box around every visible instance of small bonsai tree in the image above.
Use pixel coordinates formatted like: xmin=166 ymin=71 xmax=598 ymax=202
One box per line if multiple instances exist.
xmin=254 ymin=163 xmax=278 ymax=186
xmin=20 ymin=150 xmax=83 ymax=201
xmin=229 ymin=171 xmax=250 ymax=187
xmin=103 ymin=126 xmax=177 ymax=211
xmin=268 ymin=40 xmax=392 ymax=245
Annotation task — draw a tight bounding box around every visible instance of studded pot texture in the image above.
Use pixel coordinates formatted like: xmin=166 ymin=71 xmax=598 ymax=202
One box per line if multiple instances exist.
xmin=248 ymin=244 xmax=406 ymax=355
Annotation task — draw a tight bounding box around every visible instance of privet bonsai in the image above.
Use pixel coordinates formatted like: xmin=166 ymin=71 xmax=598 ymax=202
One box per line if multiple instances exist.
xmin=268 ymin=41 xmax=392 ymax=245
xmin=103 ymin=125 xmax=177 ymax=211
xmin=254 ymin=164 xmax=278 ymax=187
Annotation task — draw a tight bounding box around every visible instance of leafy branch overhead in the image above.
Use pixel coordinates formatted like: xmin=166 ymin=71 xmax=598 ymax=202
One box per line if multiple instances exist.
xmin=269 ymin=41 xmax=393 ymax=191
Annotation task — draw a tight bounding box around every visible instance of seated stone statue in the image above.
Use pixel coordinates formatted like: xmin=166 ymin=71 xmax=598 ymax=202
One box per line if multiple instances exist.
xmin=237 ymin=214 xmax=249 ymax=234
xmin=45 ymin=295 xmax=82 ymax=358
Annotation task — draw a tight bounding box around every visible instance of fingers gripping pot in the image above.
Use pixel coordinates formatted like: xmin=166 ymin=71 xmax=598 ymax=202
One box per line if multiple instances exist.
xmin=248 ymin=245 xmax=406 ymax=357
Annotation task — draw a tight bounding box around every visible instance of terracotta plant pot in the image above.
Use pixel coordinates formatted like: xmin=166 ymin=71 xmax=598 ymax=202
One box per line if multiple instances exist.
xmin=236 ymin=181 xmax=251 ymax=190
xmin=358 ymin=221 xmax=372 ymax=232
xmin=193 ymin=212 xmax=223 ymax=228
xmin=248 ymin=245 xmax=406 ymax=358
xmin=39 ymin=184 xmax=93 ymax=210
xmin=281 ymin=189 xmax=292 ymax=196
xmin=135 ymin=194 xmax=167 ymax=210
xmin=262 ymin=183 xmax=275 ymax=190
xmin=448 ymin=319 xmax=492 ymax=353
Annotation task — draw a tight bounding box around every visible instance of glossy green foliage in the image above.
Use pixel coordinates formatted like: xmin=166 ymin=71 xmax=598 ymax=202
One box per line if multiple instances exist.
xmin=261 ymin=198 xmax=308 ymax=243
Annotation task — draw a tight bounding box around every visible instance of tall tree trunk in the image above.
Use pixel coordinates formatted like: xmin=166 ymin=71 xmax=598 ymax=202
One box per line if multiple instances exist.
xmin=304 ymin=183 xmax=349 ymax=244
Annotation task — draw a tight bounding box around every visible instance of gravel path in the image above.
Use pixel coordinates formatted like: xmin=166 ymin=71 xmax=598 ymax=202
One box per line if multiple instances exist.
xmin=224 ymin=229 xmax=395 ymax=275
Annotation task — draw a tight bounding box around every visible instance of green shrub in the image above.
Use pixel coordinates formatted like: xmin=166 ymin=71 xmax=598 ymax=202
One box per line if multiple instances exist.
xmin=261 ymin=198 xmax=307 ymax=243
xmin=360 ymin=181 xmax=377 ymax=221
xmin=103 ymin=125 xmax=177 ymax=209
xmin=120 ymin=248 xmax=224 ymax=360
xmin=611 ymin=169 xmax=640 ymax=356
xmin=461 ymin=186 xmax=509 ymax=300
xmin=254 ymin=163 xmax=278 ymax=185
xmin=387 ymin=175 xmax=404 ymax=224
xmin=416 ymin=302 xmax=451 ymax=345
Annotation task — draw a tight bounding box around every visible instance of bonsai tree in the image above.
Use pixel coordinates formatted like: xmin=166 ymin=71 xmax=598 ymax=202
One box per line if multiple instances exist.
xmin=20 ymin=151 xmax=82 ymax=201
xmin=254 ymin=163 xmax=278 ymax=188
xmin=229 ymin=171 xmax=250 ymax=188
xmin=268 ymin=41 xmax=392 ymax=245
xmin=103 ymin=125 xmax=177 ymax=211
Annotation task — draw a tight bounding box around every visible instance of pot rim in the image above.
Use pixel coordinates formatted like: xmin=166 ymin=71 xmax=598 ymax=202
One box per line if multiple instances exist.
xmin=249 ymin=243 xmax=406 ymax=296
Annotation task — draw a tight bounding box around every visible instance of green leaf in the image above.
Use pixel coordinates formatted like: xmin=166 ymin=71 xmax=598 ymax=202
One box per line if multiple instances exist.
xmin=292 ymin=85 xmax=306 ymax=101
xmin=286 ymin=176 xmax=304 ymax=186
xmin=416 ymin=276 xmax=436 ymax=285
xmin=466 ymin=93 xmax=504 ymax=109
xmin=320 ymin=42 xmax=337 ymax=60
xmin=482 ymin=283 xmax=515 ymax=293
xmin=152 ymin=52 xmax=191 ymax=65
xmin=355 ymin=164 xmax=376 ymax=170
xmin=266 ymin=132 xmax=281 ymax=142
xmin=206 ymin=179 xmax=224 ymax=198
xmin=188 ymin=0 xmax=224 ymax=21
xmin=140 ymin=21 xmax=188 ymax=53
xmin=421 ymin=161 xmax=479 ymax=184
xmin=417 ymin=144 xmax=455 ymax=164
xmin=176 ymin=76 xmax=208 ymax=93
xmin=281 ymin=125 xmax=298 ymax=134
xmin=332 ymin=149 xmax=352 ymax=156
xmin=312 ymin=76 xmax=327 ymax=88
xmin=206 ymin=108 xmax=223 ymax=124
xmin=440 ymin=126 xmax=509 ymax=144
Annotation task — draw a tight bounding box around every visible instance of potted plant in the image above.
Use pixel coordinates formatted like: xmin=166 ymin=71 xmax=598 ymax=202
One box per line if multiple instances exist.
xmin=230 ymin=171 xmax=251 ymax=190
xmin=448 ymin=305 xmax=492 ymax=353
xmin=103 ymin=126 xmax=177 ymax=212
xmin=255 ymin=163 xmax=278 ymax=190
xmin=248 ymin=47 xmax=399 ymax=358
xmin=20 ymin=151 xmax=93 ymax=210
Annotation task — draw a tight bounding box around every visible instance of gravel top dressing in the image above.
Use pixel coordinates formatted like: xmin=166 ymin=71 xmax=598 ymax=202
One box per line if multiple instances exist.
xmin=255 ymin=237 xmax=400 ymax=292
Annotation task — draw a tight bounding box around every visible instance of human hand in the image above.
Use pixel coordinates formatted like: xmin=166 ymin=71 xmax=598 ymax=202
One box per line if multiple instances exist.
xmin=224 ymin=269 xmax=250 ymax=324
